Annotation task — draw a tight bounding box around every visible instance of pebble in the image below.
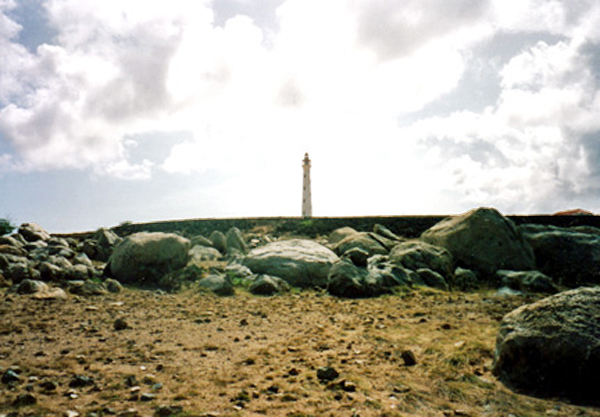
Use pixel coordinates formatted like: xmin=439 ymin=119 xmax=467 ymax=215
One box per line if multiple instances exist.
xmin=69 ymin=375 xmax=94 ymax=388
xmin=140 ymin=392 xmax=157 ymax=401
xmin=317 ymin=366 xmax=339 ymax=382
xmin=114 ymin=318 xmax=129 ymax=331
xmin=1 ymin=369 xmax=21 ymax=384
xmin=13 ymin=393 xmax=37 ymax=406
xmin=401 ymin=350 xmax=417 ymax=366
xmin=154 ymin=405 xmax=184 ymax=417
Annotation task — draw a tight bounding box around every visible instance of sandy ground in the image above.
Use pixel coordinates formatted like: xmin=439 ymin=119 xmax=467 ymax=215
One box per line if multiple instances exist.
xmin=1 ymin=287 xmax=599 ymax=417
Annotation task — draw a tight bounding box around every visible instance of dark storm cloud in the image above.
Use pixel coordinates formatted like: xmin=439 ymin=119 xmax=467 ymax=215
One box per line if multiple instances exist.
xmin=353 ymin=0 xmax=491 ymax=60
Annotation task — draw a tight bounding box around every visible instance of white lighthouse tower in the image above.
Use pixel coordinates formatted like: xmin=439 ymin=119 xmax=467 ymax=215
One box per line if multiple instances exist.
xmin=302 ymin=153 xmax=312 ymax=218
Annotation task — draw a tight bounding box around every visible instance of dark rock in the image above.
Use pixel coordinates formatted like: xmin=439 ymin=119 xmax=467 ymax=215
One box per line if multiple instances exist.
xmin=68 ymin=375 xmax=94 ymax=388
xmin=189 ymin=245 xmax=222 ymax=262
xmin=317 ymin=366 xmax=339 ymax=382
xmin=140 ymin=393 xmax=157 ymax=401
xmin=249 ymin=274 xmax=290 ymax=296
xmin=496 ymin=270 xmax=558 ymax=294
xmin=38 ymin=261 xmax=66 ymax=282
xmin=114 ymin=318 xmax=129 ymax=331
xmin=342 ymin=247 xmax=370 ymax=267
xmin=416 ymin=268 xmax=448 ymax=290
xmin=453 ymin=267 xmax=479 ymax=291
xmin=401 ymin=350 xmax=417 ymax=366
xmin=421 ymin=207 xmax=535 ymax=277
xmin=13 ymin=393 xmax=37 ymax=407
xmin=521 ymin=224 xmax=600 ymax=287
xmin=373 ymin=224 xmax=404 ymax=242
xmin=493 ymin=287 xmax=600 ymax=403
xmin=154 ymin=405 xmax=184 ymax=417
xmin=69 ymin=280 xmax=108 ymax=296
xmin=2 ymin=369 xmax=21 ymax=384
xmin=15 ymin=279 xmax=49 ymax=295
xmin=327 ymin=259 xmax=393 ymax=298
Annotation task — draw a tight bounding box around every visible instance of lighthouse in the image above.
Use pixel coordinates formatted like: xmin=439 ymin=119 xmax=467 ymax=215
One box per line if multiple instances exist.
xmin=302 ymin=153 xmax=312 ymax=218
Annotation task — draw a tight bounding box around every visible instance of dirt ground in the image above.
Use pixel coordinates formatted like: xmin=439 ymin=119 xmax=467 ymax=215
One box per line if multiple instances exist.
xmin=1 ymin=287 xmax=599 ymax=417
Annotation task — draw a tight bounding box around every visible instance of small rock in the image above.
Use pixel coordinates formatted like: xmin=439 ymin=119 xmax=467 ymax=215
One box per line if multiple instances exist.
xmin=401 ymin=350 xmax=417 ymax=366
xmin=154 ymin=405 xmax=184 ymax=417
xmin=105 ymin=278 xmax=123 ymax=293
xmin=114 ymin=318 xmax=129 ymax=331
xmin=2 ymin=369 xmax=21 ymax=384
xmin=317 ymin=366 xmax=339 ymax=382
xmin=117 ymin=409 xmax=139 ymax=417
xmin=40 ymin=380 xmax=58 ymax=391
xmin=13 ymin=393 xmax=37 ymax=406
xmin=140 ymin=392 xmax=157 ymax=401
xmin=68 ymin=374 xmax=94 ymax=388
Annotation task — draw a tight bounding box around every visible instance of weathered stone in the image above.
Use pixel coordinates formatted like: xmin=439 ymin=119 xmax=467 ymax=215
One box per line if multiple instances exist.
xmin=0 ymin=235 xmax=23 ymax=247
xmin=32 ymin=287 xmax=67 ymax=301
xmin=493 ymin=287 xmax=600 ymax=403
xmin=67 ymin=264 xmax=92 ymax=281
xmin=416 ymin=268 xmax=448 ymax=291
xmin=105 ymin=278 xmax=123 ymax=293
xmin=38 ymin=261 xmax=66 ymax=282
xmin=421 ymin=208 xmax=535 ymax=277
xmin=73 ymin=252 xmax=93 ymax=267
xmin=342 ymin=247 xmax=370 ymax=267
xmin=327 ymin=258 xmax=408 ymax=298
xmin=521 ymin=224 xmax=600 ymax=287
xmin=191 ymin=235 xmax=214 ymax=248
xmin=496 ymin=270 xmax=558 ymax=294
xmin=69 ymin=280 xmax=109 ymax=296
xmin=373 ymin=224 xmax=404 ymax=242
xmin=15 ymin=279 xmax=49 ymax=294
xmin=18 ymin=223 xmax=51 ymax=242
xmin=453 ymin=267 xmax=479 ymax=291
xmin=328 ymin=227 xmax=358 ymax=246
xmin=197 ymin=274 xmax=234 ymax=296
xmin=226 ymin=227 xmax=247 ymax=255
xmin=243 ymin=239 xmax=339 ymax=288
xmin=189 ymin=245 xmax=222 ymax=263
xmin=249 ymin=275 xmax=290 ymax=296
xmin=0 ymin=245 xmax=27 ymax=257
xmin=114 ymin=318 xmax=129 ymax=331
xmin=332 ymin=232 xmax=389 ymax=257
xmin=317 ymin=366 xmax=339 ymax=382
xmin=389 ymin=240 xmax=454 ymax=280
xmin=5 ymin=263 xmax=40 ymax=284
xmin=209 ymin=230 xmax=227 ymax=254
xmin=107 ymin=232 xmax=190 ymax=287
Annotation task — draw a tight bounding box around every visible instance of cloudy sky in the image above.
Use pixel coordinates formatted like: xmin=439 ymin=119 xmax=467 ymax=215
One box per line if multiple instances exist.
xmin=2 ymin=0 xmax=600 ymax=232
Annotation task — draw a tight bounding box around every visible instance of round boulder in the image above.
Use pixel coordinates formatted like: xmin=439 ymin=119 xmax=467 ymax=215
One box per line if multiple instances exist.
xmin=243 ymin=239 xmax=339 ymax=288
xmin=108 ymin=232 xmax=190 ymax=286
xmin=493 ymin=287 xmax=600 ymax=403
xmin=421 ymin=207 xmax=535 ymax=277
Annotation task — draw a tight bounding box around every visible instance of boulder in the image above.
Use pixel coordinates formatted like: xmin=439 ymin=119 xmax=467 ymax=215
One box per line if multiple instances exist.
xmin=85 ymin=228 xmax=121 ymax=261
xmin=191 ymin=235 xmax=214 ymax=248
xmin=197 ymin=274 xmax=234 ymax=296
xmin=18 ymin=223 xmax=51 ymax=242
xmin=332 ymin=232 xmax=389 ymax=257
xmin=453 ymin=267 xmax=479 ymax=291
xmin=389 ymin=240 xmax=454 ymax=280
xmin=189 ymin=245 xmax=222 ymax=262
xmin=38 ymin=262 xmax=66 ymax=282
xmin=373 ymin=224 xmax=404 ymax=242
xmin=416 ymin=268 xmax=448 ymax=291
xmin=0 ymin=245 xmax=27 ymax=257
xmin=209 ymin=231 xmax=227 ymax=254
xmin=0 ymin=235 xmax=23 ymax=247
xmin=329 ymin=227 xmax=358 ymax=245
xmin=496 ymin=270 xmax=558 ymax=294
xmin=342 ymin=247 xmax=370 ymax=267
xmin=107 ymin=232 xmax=190 ymax=286
xmin=105 ymin=278 xmax=123 ymax=293
xmin=493 ymin=287 xmax=600 ymax=403
xmin=225 ymin=227 xmax=247 ymax=255
xmin=243 ymin=239 xmax=339 ymax=288
xmin=15 ymin=279 xmax=49 ymax=294
xmin=520 ymin=224 xmax=600 ymax=287
xmin=327 ymin=258 xmax=405 ymax=298
xmin=249 ymin=275 xmax=290 ymax=296
xmin=69 ymin=280 xmax=109 ymax=296
xmin=421 ymin=208 xmax=535 ymax=277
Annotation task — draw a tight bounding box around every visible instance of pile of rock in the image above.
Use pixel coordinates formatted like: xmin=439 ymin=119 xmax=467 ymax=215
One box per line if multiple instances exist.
xmin=4 ymin=207 xmax=600 ymax=298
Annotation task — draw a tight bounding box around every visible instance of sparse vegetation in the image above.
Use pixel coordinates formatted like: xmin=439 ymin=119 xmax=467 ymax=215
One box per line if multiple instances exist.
xmin=0 ymin=217 xmax=15 ymax=235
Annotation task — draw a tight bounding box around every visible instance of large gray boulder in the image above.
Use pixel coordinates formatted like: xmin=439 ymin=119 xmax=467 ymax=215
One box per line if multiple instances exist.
xmin=328 ymin=227 xmax=358 ymax=246
xmin=493 ymin=287 xmax=600 ymax=403
xmin=225 ymin=227 xmax=247 ymax=255
xmin=496 ymin=270 xmax=558 ymax=294
xmin=107 ymin=232 xmax=190 ymax=286
xmin=421 ymin=207 xmax=535 ymax=277
xmin=243 ymin=239 xmax=339 ymax=288
xmin=520 ymin=224 xmax=600 ymax=287
xmin=389 ymin=240 xmax=454 ymax=280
